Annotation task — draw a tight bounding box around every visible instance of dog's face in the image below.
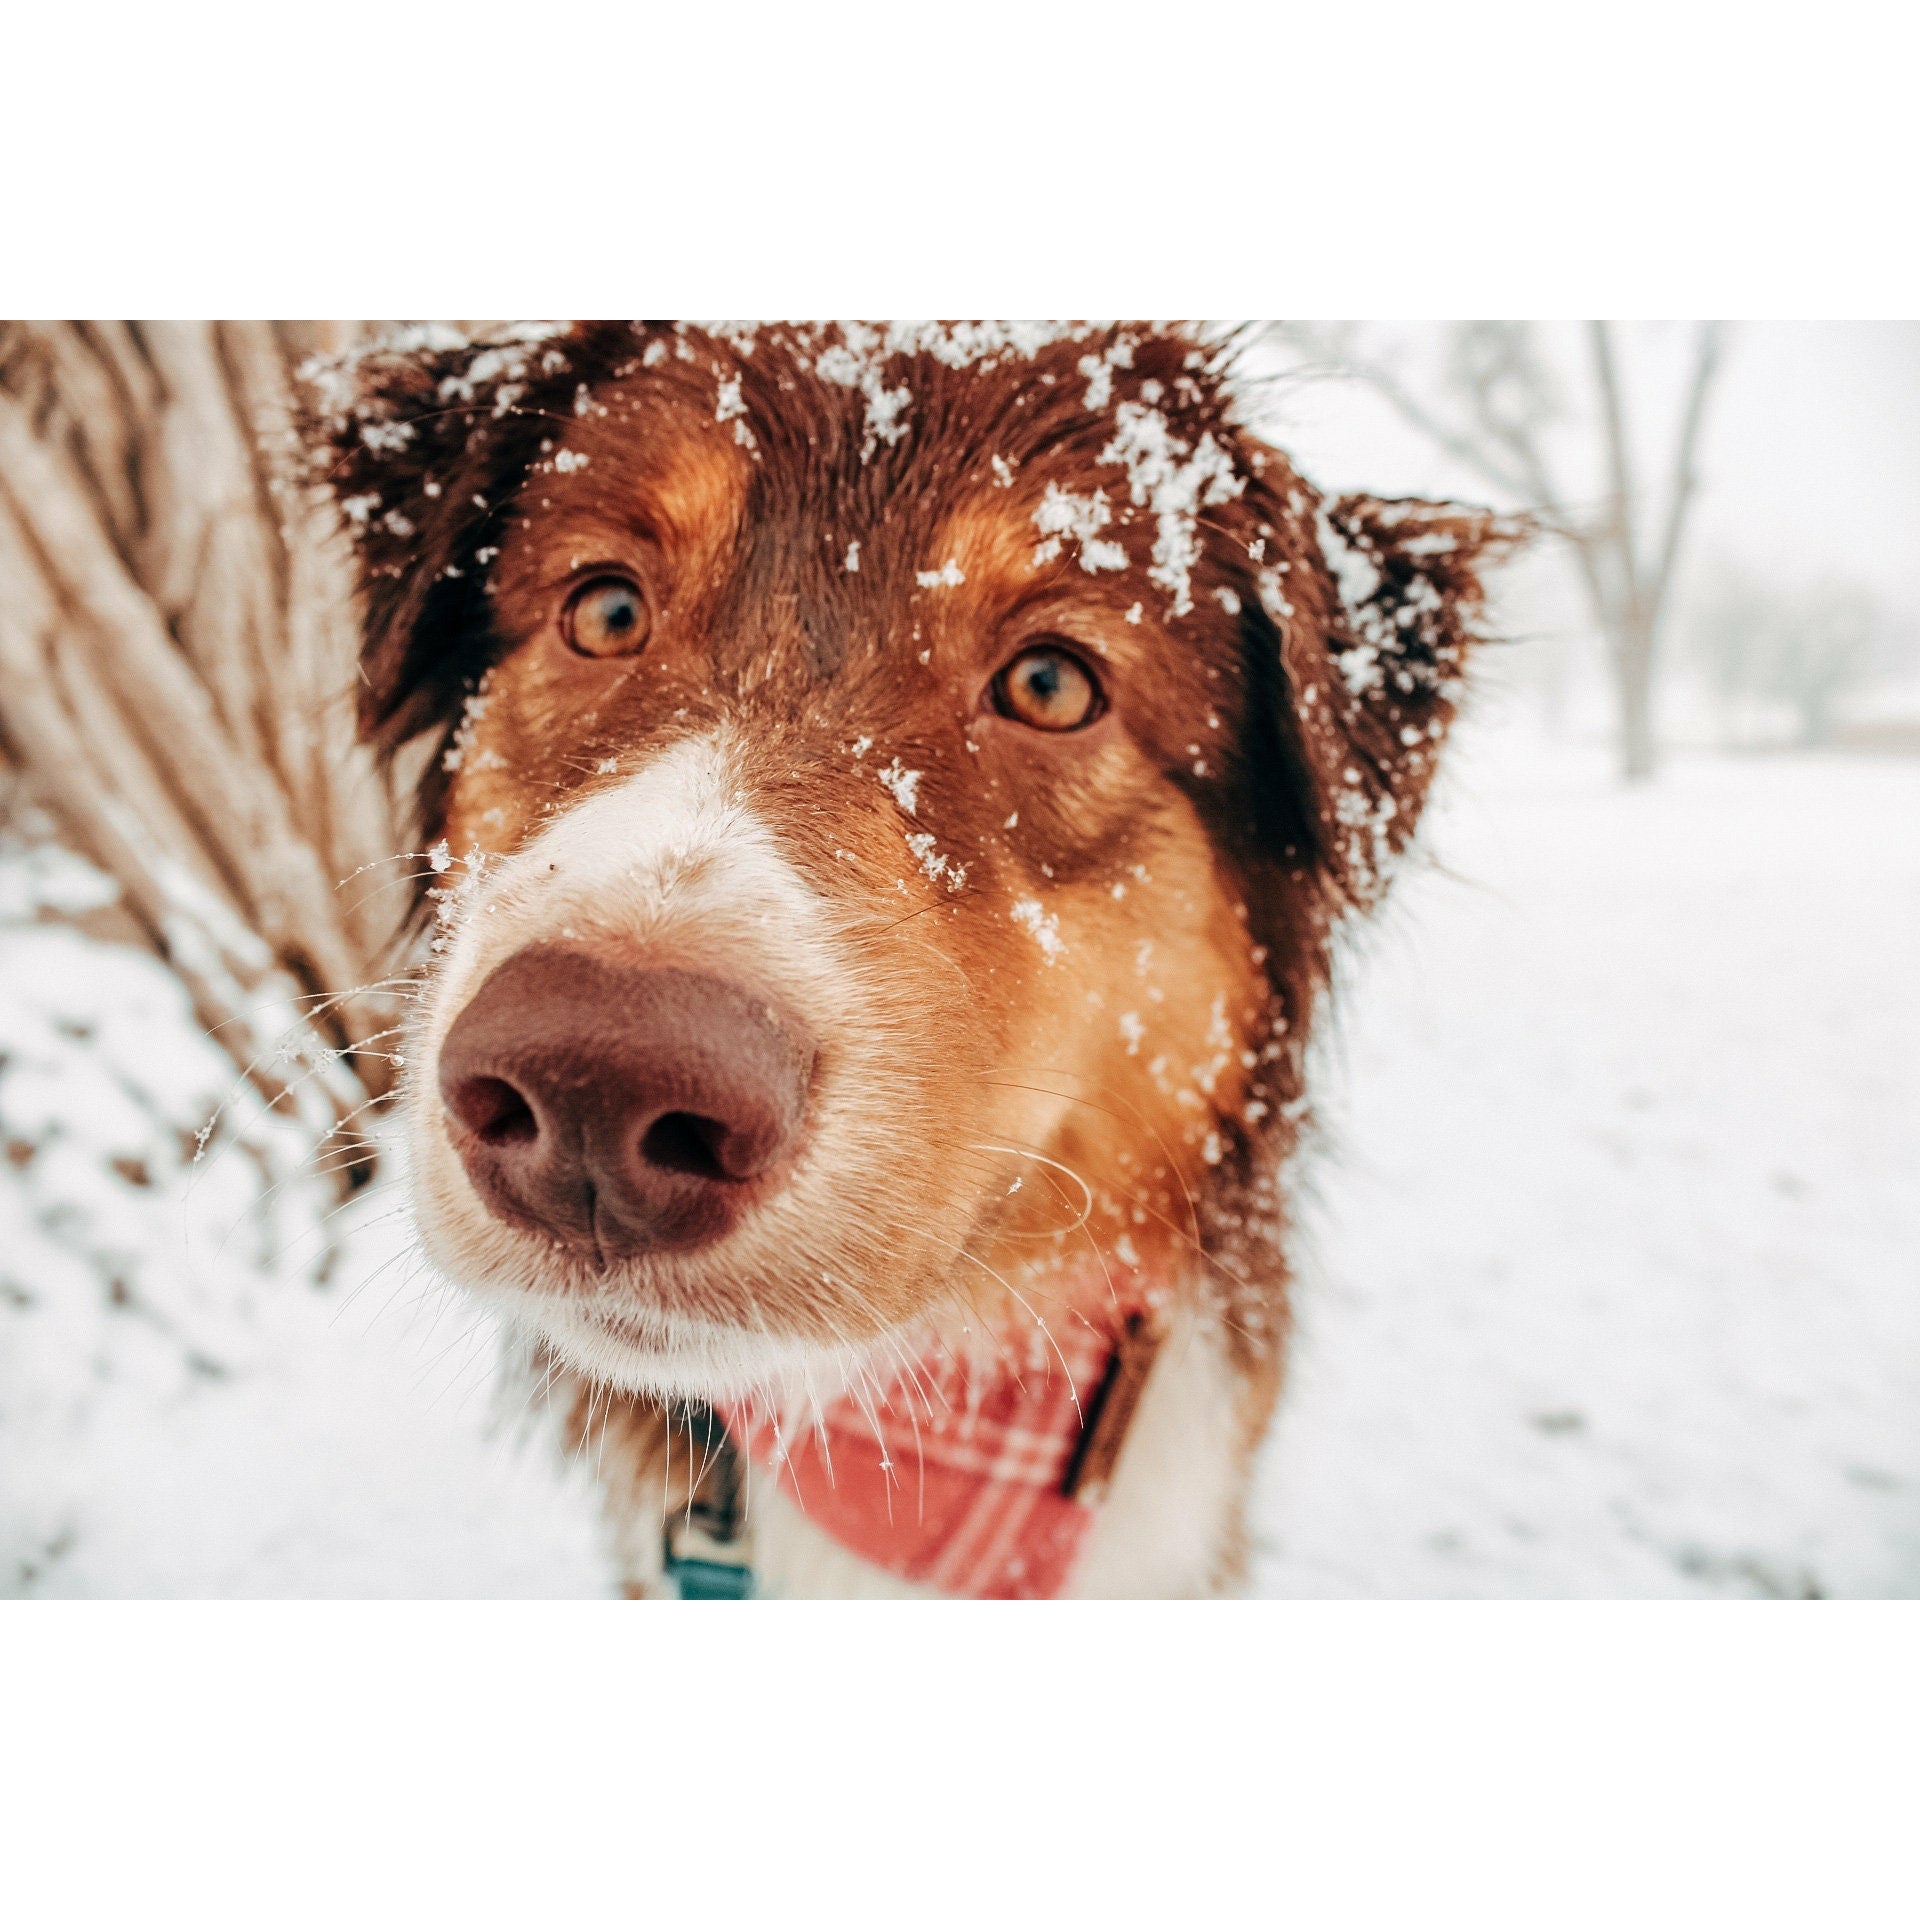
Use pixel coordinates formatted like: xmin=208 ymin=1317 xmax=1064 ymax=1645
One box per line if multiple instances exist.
xmin=307 ymin=323 xmax=1502 ymax=1402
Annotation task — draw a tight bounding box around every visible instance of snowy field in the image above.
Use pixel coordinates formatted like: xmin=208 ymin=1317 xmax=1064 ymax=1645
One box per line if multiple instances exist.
xmin=3 ymin=714 xmax=1914 ymax=1599
xmin=1252 ymin=718 xmax=1918 ymax=1597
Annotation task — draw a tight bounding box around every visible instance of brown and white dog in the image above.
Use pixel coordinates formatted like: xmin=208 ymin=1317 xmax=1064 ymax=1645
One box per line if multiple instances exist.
xmin=303 ymin=322 xmax=1506 ymax=1598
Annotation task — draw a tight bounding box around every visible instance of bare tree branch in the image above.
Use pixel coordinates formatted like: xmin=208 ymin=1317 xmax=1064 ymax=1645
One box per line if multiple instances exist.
xmin=1267 ymin=323 xmax=1540 ymax=506
xmin=1588 ymin=319 xmax=1641 ymax=620
xmin=1448 ymin=324 xmax=1578 ymax=531
xmin=1644 ymin=322 xmax=1727 ymax=639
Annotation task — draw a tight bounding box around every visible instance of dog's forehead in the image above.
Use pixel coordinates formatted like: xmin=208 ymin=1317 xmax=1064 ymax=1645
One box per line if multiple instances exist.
xmin=522 ymin=323 xmax=1246 ymax=685
xmin=551 ymin=323 xmax=1236 ymax=550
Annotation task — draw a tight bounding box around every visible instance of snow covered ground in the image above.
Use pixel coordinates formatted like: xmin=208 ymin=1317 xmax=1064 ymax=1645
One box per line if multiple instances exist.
xmin=3 ymin=712 xmax=1914 ymax=1598
xmin=1253 ymin=717 xmax=1919 ymax=1597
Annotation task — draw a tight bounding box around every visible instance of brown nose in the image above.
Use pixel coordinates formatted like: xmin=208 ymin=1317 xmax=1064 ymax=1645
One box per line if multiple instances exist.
xmin=436 ymin=946 xmax=814 ymax=1260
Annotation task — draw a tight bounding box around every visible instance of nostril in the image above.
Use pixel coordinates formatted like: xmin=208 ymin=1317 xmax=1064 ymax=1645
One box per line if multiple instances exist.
xmin=449 ymin=1075 xmax=538 ymax=1146
xmin=640 ymin=1111 xmax=730 ymax=1181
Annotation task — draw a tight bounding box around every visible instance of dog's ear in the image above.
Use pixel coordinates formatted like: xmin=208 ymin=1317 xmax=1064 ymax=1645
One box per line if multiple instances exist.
xmin=1222 ymin=450 xmax=1520 ymax=915
xmin=297 ymin=323 xmax=626 ymax=754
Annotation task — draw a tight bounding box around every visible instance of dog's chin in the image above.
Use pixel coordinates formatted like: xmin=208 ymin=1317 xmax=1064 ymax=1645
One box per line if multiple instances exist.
xmin=454 ymin=1274 xmax=869 ymax=1405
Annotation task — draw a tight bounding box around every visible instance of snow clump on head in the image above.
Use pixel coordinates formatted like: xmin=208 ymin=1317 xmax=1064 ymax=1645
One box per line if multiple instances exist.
xmin=1031 ymin=483 xmax=1127 ymax=574
xmin=1098 ymin=400 xmax=1246 ymax=618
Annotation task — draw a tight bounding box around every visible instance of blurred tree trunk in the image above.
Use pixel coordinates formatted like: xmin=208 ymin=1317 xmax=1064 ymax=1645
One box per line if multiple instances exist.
xmin=1617 ymin=617 xmax=1658 ymax=780
xmin=0 ymin=322 xmax=406 ymax=1161
xmin=1587 ymin=320 xmax=1722 ymax=783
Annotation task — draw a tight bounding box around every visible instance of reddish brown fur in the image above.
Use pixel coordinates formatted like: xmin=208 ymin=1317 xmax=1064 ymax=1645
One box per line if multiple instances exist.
xmin=304 ymin=322 xmax=1512 ymax=1592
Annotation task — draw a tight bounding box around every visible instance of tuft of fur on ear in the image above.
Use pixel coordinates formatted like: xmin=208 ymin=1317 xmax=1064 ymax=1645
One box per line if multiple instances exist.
xmin=295 ymin=322 xmax=633 ymax=756
xmin=1294 ymin=490 xmax=1520 ymax=906
xmin=1221 ymin=451 xmax=1522 ymax=917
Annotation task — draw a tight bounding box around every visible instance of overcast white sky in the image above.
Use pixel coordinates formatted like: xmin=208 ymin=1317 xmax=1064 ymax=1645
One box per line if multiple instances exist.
xmin=1246 ymin=322 xmax=1920 ymax=640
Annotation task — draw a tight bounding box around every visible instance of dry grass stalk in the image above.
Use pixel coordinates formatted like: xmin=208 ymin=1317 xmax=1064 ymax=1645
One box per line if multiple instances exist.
xmin=0 ymin=321 xmax=410 ymax=1164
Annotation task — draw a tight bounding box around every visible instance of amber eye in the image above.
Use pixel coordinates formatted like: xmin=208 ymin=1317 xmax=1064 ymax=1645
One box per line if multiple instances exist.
xmin=564 ymin=576 xmax=650 ymax=657
xmin=992 ymin=644 xmax=1102 ymax=731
